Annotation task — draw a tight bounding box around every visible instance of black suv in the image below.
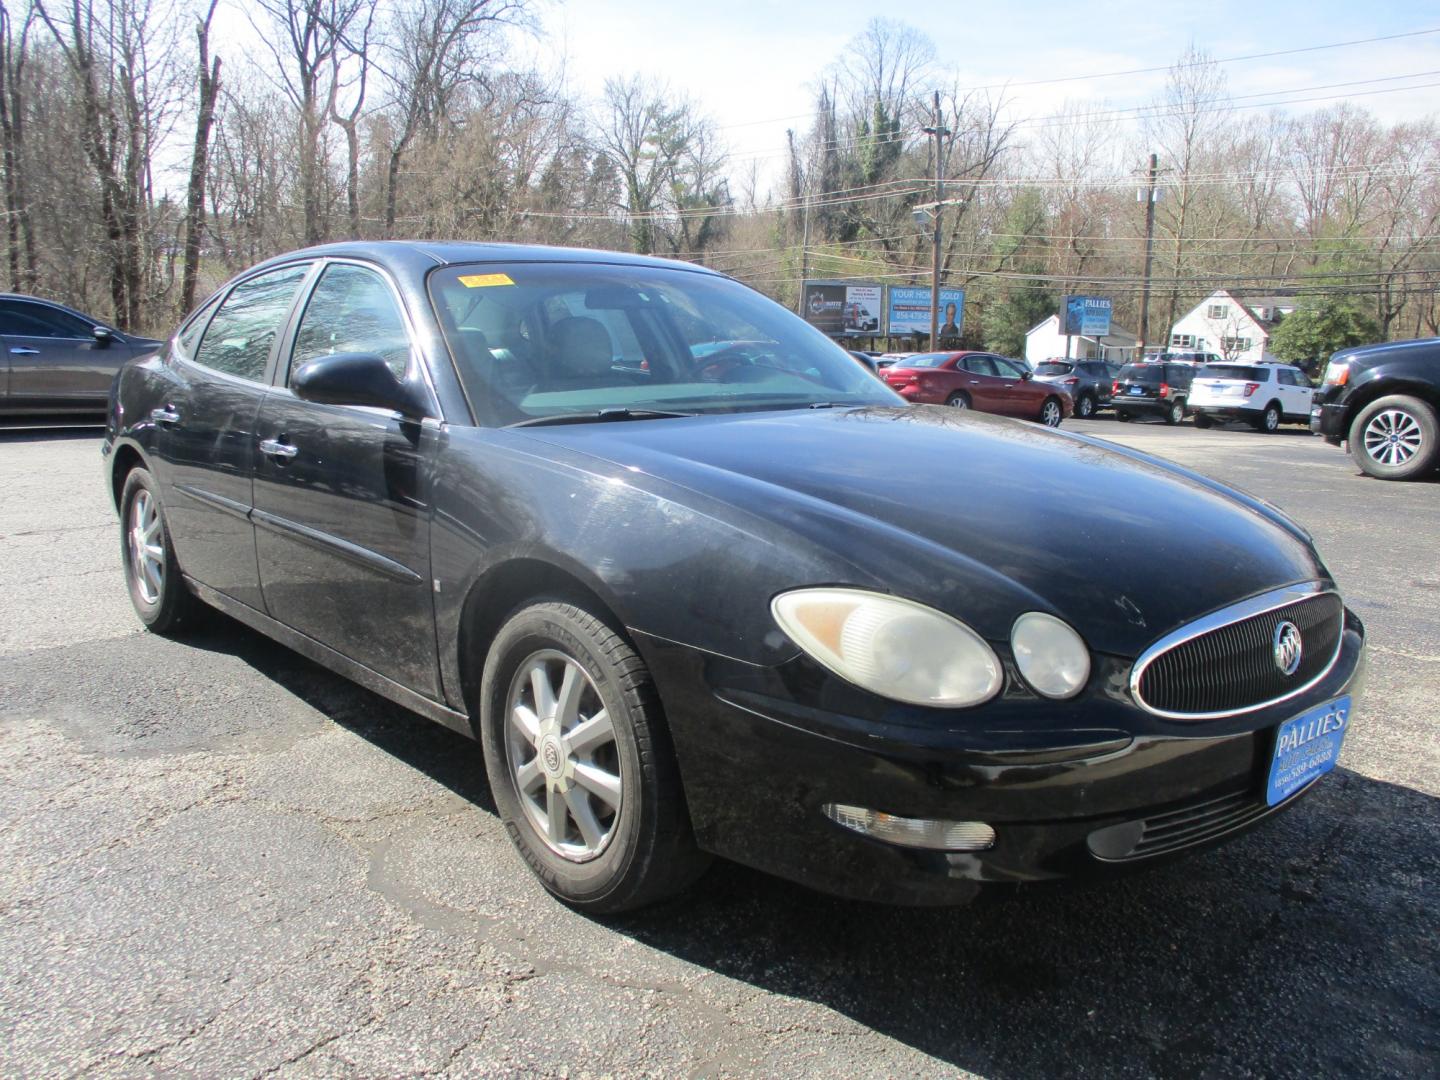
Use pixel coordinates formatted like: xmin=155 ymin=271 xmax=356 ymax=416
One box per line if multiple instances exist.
xmin=1311 ymin=337 xmax=1440 ymax=480
xmin=1031 ymin=359 xmax=1120 ymax=419
xmin=1112 ymin=361 xmax=1194 ymax=425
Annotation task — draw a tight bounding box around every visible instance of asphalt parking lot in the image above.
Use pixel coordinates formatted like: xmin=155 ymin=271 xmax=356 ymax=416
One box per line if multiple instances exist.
xmin=1 ymin=416 xmax=1436 ymax=1078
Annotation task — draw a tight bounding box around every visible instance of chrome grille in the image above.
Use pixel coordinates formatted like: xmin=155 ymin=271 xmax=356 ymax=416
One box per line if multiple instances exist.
xmin=1132 ymin=588 xmax=1344 ymax=719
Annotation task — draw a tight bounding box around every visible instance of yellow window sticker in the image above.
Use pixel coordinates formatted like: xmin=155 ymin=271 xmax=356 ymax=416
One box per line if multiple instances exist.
xmin=458 ymin=272 xmax=515 ymax=288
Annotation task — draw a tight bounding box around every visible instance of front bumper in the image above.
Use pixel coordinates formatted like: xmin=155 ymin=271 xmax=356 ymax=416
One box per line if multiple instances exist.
xmin=1311 ymin=402 xmax=1348 ymax=443
xmin=638 ymin=609 xmax=1366 ymax=905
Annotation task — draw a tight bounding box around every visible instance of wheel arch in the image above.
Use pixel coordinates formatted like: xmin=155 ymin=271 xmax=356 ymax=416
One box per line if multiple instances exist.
xmin=1343 ymin=379 xmax=1440 ymax=434
xmin=108 ymin=439 xmax=150 ymax=512
xmin=455 ymin=556 xmax=633 ymax=728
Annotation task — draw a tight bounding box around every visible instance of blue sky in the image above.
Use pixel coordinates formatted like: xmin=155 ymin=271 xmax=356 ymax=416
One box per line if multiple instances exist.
xmin=547 ymin=1 xmax=1440 ymax=183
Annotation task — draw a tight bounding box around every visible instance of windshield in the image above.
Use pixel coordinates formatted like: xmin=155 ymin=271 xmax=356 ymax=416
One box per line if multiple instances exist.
xmin=895 ymin=353 xmax=953 ymax=369
xmin=1197 ymin=364 xmax=1267 ymax=381
xmin=428 ymin=262 xmax=900 ymax=425
xmin=1034 ymin=362 xmax=1073 ymax=376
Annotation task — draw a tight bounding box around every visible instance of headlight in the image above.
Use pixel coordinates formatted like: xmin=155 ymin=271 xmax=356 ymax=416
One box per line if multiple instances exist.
xmin=771 ymin=588 xmax=1002 ymax=707
xmin=1010 ymin=612 xmax=1090 ymax=699
xmin=1321 ymin=358 xmax=1350 ymax=386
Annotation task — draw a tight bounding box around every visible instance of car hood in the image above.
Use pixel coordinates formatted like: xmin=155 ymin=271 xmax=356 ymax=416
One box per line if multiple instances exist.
xmin=517 ymin=406 xmax=1325 ymax=657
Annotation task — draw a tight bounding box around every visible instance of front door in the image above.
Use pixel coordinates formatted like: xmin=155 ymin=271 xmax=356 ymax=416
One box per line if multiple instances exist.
xmin=154 ymin=263 xmax=314 ymax=610
xmin=251 ymin=261 xmax=440 ymax=695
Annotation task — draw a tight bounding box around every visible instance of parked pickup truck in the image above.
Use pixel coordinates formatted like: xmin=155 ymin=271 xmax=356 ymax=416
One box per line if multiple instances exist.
xmin=1310 ymin=337 xmax=1440 ymax=480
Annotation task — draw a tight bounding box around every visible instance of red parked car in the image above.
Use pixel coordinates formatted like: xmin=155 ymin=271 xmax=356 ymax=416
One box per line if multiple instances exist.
xmin=883 ymin=351 xmax=1072 ymax=427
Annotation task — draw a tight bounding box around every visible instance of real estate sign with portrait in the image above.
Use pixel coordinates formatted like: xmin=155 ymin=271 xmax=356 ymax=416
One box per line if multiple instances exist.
xmin=887 ymin=286 xmax=965 ymax=337
xmin=1061 ymin=295 xmax=1113 ymax=337
xmin=802 ymin=280 xmax=884 ymax=337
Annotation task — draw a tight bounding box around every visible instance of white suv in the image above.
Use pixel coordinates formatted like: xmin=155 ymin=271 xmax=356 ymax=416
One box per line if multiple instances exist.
xmin=1188 ymin=363 xmax=1314 ymax=432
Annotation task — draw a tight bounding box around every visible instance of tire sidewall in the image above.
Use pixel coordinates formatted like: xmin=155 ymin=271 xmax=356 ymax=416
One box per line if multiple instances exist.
xmin=1166 ymin=400 xmax=1184 ymax=425
xmin=1041 ymin=397 xmax=1062 ymax=426
xmin=1349 ymin=395 xmax=1440 ymax=480
xmin=119 ymin=467 xmax=183 ymax=630
xmin=946 ymin=392 xmax=969 ymax=409
xmin=479 ymin=604 xmax=646 ymax=906
xmin=1264 ymin=404 xmax=1280 ymax=431
xmin=1077 ymin=392 xmax=1095 ymax=418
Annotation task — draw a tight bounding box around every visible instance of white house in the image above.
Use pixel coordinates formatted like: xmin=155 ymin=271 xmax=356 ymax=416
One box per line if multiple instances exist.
xmin=1166 ymin=291 xmax=1298 ymax=363
xmin=1024 ymin=314 xmax=1139 ymax=365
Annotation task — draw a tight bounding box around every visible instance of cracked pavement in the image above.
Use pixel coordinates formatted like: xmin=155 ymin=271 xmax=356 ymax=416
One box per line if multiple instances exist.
xmin=0 ymin=422 xmax=1436 ymax=1077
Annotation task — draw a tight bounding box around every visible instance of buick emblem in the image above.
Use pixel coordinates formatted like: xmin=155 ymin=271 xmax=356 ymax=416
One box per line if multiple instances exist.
xmin=1273 ymin=620 xmax=1303 ymax=676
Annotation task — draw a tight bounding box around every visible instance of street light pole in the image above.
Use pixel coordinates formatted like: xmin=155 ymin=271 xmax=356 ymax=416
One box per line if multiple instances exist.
xmin=923 ymin=92 xmax=951 ymax=349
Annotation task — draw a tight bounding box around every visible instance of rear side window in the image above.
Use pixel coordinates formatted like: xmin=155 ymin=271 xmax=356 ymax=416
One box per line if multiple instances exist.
xmin=1165 ymin=364 xmax=1194 ymax=384
xmin=193 ymin=264 xmax=310 ymax=381
xmin=1034 ymin=362 xmax=1073 ymax=376
xmin=1118 ymin=363 xmax=1160 ymax=383
xmin=1197 ymin=364 xmax=1267 ymax=381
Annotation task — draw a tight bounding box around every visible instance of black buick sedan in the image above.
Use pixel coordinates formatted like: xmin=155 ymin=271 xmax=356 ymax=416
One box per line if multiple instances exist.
xmin=102 ymin=242 xmax=1365 ymax=912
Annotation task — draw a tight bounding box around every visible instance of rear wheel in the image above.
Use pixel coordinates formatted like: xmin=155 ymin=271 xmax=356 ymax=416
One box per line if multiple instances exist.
xmin=1192 ymin=414 xmax=1214 ymax=429
xmin=1039 ymin=397 xmax=1063 ymax=427
xmin=478 ymin=600 xmax=709 ymax=913
xmin=945 ymin=391 xmax=970 ymax=410
xmin=119 ymin=467 xmax=199 ymax=635
xmin=1255 ymin=403 xmax=1281 ymax=432
xmin=1163 ymin=399 xmax=1185 ymax=425
xmin=1348 ymin=395 xmax=1440 ymax=480
xmin=1075 ymin=392 xmax=1096 ymax=419
xmin=1116 ymin=410 xmax=1133 ymax=423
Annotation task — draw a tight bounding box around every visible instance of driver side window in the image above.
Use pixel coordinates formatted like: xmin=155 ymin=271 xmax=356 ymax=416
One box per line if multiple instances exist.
xmin=289 ymin=264 xmax=412 ymax=382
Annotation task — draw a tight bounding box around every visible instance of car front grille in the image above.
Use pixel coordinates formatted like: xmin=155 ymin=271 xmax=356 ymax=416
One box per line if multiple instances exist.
xmin=1087 ymin=788 xmax=1273 ymax=861
xmin=1132 ymin=590 xmax=1344 ymax=718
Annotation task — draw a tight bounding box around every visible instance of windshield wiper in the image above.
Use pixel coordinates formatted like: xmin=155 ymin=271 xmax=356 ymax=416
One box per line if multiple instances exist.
xmin=508 ymin=408 xmax=695 ymax=428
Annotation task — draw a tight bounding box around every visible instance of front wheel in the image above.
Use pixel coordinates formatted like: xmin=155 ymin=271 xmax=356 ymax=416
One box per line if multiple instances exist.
xmin=1116 ymin=410 xmax=1133 ymax=423
xmin=1163 ymin=399 xmax=1186 ymax=425
xmin=1348 ymin=394 xmax=1440 ymax=480
xmin=478 ymin=601 xmax=709 ymax=913
xmin=1039 ymin=397 xmax=1063 ymax=427
xmin=119 ymin=467 xmax=199 ymax=634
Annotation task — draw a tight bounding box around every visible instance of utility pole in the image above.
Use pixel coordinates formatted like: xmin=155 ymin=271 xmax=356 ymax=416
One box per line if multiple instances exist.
xmin=923 ymin=92 xmax=951 ymax=348
xmin=1137 ymin=152 xmax=1160 ymax=358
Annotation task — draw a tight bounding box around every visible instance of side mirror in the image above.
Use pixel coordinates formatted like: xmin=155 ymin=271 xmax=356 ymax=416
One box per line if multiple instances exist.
xmin=291 ymin=352 xmax=428 ymax=418
xmin=93 ymin=326 xmax=114 ymax=348
xmin=1021 ymin=370 xmax=1032 ymax=381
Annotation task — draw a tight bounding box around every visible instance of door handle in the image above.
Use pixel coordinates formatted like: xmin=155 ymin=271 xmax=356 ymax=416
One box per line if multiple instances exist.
xmin=260 ymin=438 xmax=298 ymax=460
xmin=150 ymin=406 xmax=180 ymax=424
xmin=9 ymin=346 xmax=39 ymax=355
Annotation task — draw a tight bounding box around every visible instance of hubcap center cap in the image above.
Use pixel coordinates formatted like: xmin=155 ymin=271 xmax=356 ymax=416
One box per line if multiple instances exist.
xmin=540 ymin=734 xmax=564 ymax=777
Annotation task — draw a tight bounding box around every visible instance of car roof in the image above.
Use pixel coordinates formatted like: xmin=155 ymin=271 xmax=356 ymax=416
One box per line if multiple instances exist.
xmin=243 ymin=240 xmax=727 ymax=280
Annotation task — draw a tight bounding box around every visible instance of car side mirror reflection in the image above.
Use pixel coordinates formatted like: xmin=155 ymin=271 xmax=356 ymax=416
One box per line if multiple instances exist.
xmin=291 ymin=352 xmax=428 ymax=419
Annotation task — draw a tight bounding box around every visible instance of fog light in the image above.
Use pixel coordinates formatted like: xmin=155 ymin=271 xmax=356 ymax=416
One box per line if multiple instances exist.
xmin=822 ymin=803 xmax=996 ymax=851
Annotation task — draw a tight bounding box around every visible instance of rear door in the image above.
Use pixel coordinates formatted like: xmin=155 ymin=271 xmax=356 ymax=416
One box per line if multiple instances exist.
xmin=154 ymin=263 xmax=314 ymax=610
xmin=251 ymin=260 xmax=441 ymax=695
xmin=0 ymin=298 xmax=125 ymax=409
xmin=1277 ymin=367 xmax=1313 ymax=419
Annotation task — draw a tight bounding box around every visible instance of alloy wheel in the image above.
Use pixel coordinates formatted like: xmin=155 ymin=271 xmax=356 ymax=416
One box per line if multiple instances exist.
xmin=1363 ymin=409 xmax=1423 ymax=466
xmin=1265 ymin=406 xmax=1280 ymax=431
xmin=1077 ymin=395 xmax=1094 ymax=418
xmin=128 ymin=489 xmax=165 ymax=605
xmin=505 ymin=649 xmax=622 ymax=861
xmin=1041 ymin=399 xmax=1062 ymax=427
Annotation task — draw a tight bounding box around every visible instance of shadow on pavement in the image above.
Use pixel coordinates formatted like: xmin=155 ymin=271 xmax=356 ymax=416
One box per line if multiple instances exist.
xmin=175 ymin=613 xmax=1437 ymax=1076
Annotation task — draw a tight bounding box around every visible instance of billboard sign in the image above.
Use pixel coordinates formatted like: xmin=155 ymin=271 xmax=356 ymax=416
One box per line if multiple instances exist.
xmin=887 ymin=285 xmax=965 ymax=338
xmin=1062 ymin=295 xmax=1113 ymax=337
xmin=802 ymin=280 xmax=884 ymax=337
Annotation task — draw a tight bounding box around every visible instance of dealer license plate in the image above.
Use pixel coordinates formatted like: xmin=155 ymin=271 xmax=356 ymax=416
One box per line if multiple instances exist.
xmin=1266 ymin=696 xmax=1350 ymax=806
xmin=1128 ymin=386 xmax=1145 ymax=395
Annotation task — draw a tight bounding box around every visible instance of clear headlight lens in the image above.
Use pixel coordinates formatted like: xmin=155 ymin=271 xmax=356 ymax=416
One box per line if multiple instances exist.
xmin=1011 ymin=612 xmax=1090 ymax=699
xmin=771 ymin=588 xmax=1002 ymax=707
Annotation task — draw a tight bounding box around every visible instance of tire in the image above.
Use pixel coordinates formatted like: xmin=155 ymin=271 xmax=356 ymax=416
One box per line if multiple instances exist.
xmin=1116 ymin=410 xmax=1132 ymax=423
xmin=945 ymin=391 xmax=970 ymax=410
xmin=1192 ymin=414 xmax=1214 ymax=429
xmin=1075 ymin=392 xmax=1096 ymax=419
xmin=1255 ymin=402 xmax=1281 ymax=433
xmin=1039 ymin=396 xmax=1063 ymax=427
xmin=1163 ymin=399 xmax=1186 ymax=425
xmin=1348 ymin=394 xmax=1440 ymax=480
xmin=478 ymin=600 xmax=709 ymax=913
xmin=119 ymin=466 xmax=199 ymax=634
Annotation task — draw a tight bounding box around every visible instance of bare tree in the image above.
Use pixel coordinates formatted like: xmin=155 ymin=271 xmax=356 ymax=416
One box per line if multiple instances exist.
xmin=0 ymin=1 xmax=37 ymax=289
xmin=179 ymin=0 xmax=220 ymax=313
xmin=329 ymin=2 xmax=374 ymax=239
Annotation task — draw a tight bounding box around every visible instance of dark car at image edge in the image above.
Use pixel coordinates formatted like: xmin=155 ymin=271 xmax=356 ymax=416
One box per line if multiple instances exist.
xmin=1310 ymin=336 xmax=1440 ymax=480
xmin=101 ymin=241 xmax=1365 ymax=912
